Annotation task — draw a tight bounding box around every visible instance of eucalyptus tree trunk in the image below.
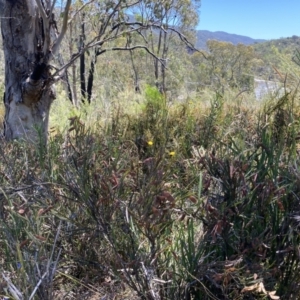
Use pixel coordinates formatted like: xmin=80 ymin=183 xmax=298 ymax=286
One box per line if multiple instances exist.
xmin=0 ymin=0 xmax=61 ymax=143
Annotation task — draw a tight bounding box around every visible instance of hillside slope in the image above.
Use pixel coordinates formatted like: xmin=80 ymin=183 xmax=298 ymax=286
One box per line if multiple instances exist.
xmin=196 ymin=30 xmax=266 ymax=49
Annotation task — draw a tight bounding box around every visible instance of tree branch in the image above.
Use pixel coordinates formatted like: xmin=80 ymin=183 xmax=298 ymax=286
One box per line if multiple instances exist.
xmin=35 ymin=0 xmax=47 ymax=20
xmin=51 ymin=43 xmax=166 ymax=81
xmin=98 ymin=0 xmax=123 ymax=38
xmin=109 ymin=46 xmax=166 ymax=67
xmin=50 ymin=19 xmax=200 ymax=83
xmin=68 ymin=0 xmax=95 ymax=25
xmin=51 ymin=0 xmax=71 ymax=57
xmin=50 ymin=0 xmax=57 ymax=16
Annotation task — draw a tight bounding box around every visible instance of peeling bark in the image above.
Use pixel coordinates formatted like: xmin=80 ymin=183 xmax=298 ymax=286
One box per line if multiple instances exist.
xmin=0 ymin=0 xmax=57 ymax=143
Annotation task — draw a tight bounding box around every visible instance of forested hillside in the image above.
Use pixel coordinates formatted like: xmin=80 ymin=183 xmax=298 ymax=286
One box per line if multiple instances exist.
xmin=48 ymin=31 xmax=300 ymax=109
xmin=196 ymin=29 xmax=266 ymax=49
xmin=1 ymin=1 xmax=300 ymax=299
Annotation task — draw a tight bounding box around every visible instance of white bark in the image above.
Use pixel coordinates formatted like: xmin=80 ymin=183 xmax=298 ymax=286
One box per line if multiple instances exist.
xmin=27 ymin=0 xmax=37 ymax=17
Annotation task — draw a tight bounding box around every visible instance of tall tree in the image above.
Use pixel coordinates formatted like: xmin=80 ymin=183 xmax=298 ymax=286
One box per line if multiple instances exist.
xmin=134 ymin=0 xmax=200 ymax=93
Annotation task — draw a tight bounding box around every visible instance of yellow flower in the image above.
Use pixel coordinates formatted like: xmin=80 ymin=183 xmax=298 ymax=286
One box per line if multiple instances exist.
xmin=147 ymin=141 xmax=153 ymax=146
xmin=169 ymin=151 xmax=176 ymax=156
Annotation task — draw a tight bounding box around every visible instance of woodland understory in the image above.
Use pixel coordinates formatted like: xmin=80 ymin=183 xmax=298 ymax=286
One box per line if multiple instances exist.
xmin=1 ymin=0 xmax=300 ymax=299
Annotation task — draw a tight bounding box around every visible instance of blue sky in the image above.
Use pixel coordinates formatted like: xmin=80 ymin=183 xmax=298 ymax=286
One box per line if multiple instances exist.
xmin=199 ymin=0 xmax=300 ymax=40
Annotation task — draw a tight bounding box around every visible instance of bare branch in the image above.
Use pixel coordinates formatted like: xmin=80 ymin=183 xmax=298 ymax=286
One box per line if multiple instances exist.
xmin=165 ymin=26 xmax=207 ymax=59
xmin=50 ymin=0 xmax=57 ymax=16
xmin=136 ymin=29 xmax=149 ymax=44
xmin=68 ymin=0 xmax=95 ymax=25
xmin=50 ymin=19 xmax=200 ymax=81
xmin=35 ymin=0 xmax=47 ymax=20
xmin=51 ymin=52 xmax=83 ymax=81
xmin=98 ymin=0 xmax=123 ymax=38
xmin=51 ymin=0 xmax=72 ymax=57
xmin=52 ymin=43 xmax=166 ymax=80
xmin=88 ymin=25 xmax=145 ymax=48
xmin=110 ymin=45 xmax=166 ymax=66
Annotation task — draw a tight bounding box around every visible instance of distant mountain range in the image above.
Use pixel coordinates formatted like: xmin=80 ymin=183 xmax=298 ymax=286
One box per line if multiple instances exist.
xmin=196 ymin=30 xmax=266 ymax=49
